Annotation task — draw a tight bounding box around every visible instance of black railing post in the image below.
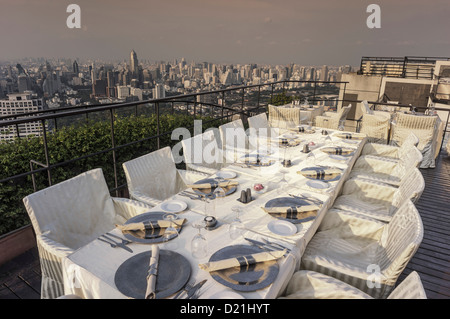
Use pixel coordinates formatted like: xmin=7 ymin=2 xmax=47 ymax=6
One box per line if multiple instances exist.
xmin=41 ymin=119 xmax=52 ymax=187
xmin=109 ymin=109 xmax=118 ymax=197
xmin=156 ymin=102 xmax=160 ymax=149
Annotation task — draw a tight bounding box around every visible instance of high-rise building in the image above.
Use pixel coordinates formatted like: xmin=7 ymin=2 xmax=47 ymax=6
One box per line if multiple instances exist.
xmin=153 ymin=83 xmax=165 ymax=99
xmin=73 ymin=60 xmax=79 ymax=75
xmin=130 ymin=50 xmax=139 ymax=78
xmin=0 ymin=93 xmax=44 ymax=141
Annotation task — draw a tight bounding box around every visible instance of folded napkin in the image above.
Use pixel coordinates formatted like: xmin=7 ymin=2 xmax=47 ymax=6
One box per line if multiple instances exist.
xmin=292 ymin=127 xmax=315 ymax=134
xmin=187 ymin=180 xmax=239 ymax=189
xmin=278 ymin=138 xmax=301 ymax=146
xmin=116 ymin=219 xmax=186 ymax=232
xmin=320 ymin=147 xmax=354 ymax=155
xmin=334 ymin=133 xmax=365 ymax=140
xmin=199 ymin=249 xmax=286 ymax=272
xmin=262 ymin=204 xmax=320 ymax=219
xmin=145 ymin=245 xmax=159 ymax=299
xmin=298 ymin=168 xmax=342 ymax=180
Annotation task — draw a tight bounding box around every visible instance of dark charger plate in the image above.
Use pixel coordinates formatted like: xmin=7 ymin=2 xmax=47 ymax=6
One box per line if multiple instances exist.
xmin=122 ymin=211 xmax=182 ymax=244
xmin=114 ymin=249 xmax=191 ymax=299
xmin=208 ymin=245 xmax=279 ymax=292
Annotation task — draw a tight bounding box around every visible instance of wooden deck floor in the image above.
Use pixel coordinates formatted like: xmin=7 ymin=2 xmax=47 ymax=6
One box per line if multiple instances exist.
xmin=1 ymin=153 xmax=450 ymax=299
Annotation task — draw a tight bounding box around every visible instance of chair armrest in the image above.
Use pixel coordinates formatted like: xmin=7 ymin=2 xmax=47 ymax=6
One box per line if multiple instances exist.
xmin=341 ymin=178 xmax=397 ymax=202
xmin=361 ymin=143 xmax=399 ymax=157
xmin=352 ymin=156 xmax=398 ymax=173
xmin=323 ymin=111 xmax=337 ymax=117
xmin=178 ymin=169 xmax=210 ymax=184
xmin=37 ymin=234 xmax=75 ymax=259
xmin=318 ymin=209 xmax=386 ymax=240
xmin=185 ymin=164 xmax=219 ymax=176
xmin=128 ymin=190 xmax=163 ymax=207
xmin=112 ymin=197 xmax=153 ymax=221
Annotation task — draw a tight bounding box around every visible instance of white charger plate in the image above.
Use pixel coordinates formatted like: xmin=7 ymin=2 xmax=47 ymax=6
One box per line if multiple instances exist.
xmin=267 ymin=220 xmax=297 ymax=236
xmin=306 ymin=180 xmax=330 ymax=189
xmin=160 ymin=200 xmax=187 ymax=213
xmin=216 ymin=171 xmax=237 ymax=179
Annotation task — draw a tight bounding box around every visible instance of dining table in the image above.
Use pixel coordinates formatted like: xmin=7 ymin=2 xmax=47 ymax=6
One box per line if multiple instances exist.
xmin=62 ymin=126 xmax=367 ymax=299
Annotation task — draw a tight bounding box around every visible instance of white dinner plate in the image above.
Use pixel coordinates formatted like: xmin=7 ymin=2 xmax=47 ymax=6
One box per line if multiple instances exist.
xmin=329 ymin=154 xmax=348 ymax=161
xmin=267 ymin=220 xmax=297 ymax=236
xmin=216 ymin=171 xmax=237 ymax=179
xmin=160 ymin=200 xmax=187 ymax=213
xmin=342 ymin=139 xmax=359 ymax=144
xmin=306 ymin=180 xmax=330 ymax=189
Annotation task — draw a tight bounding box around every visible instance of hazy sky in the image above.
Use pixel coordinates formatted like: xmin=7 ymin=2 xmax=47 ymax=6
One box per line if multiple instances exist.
xmin=1 ymin=0 xmax=449 ymax=66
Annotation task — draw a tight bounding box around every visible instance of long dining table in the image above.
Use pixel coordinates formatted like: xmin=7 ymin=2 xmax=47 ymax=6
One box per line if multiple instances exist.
xmin=62 ymin=126 xmax=367 ymax=299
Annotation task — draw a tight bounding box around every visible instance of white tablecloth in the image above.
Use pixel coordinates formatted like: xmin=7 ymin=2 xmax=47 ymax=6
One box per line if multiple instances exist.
xmin=62 ymin=128 xmax=366 ymax=299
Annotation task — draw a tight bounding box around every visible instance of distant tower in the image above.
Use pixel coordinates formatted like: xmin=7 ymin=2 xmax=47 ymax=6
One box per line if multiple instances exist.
xmin=130 ymin=50 xmax=139 ymax=77
xmin=73 ymin=60 xmax=79 ymax=75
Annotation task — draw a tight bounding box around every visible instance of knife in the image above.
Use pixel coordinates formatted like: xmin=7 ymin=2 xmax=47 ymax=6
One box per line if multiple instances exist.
xmin=101 ymin=234 xmax=133 ymax=253
xmin=186 ymin=279 xmax=207 ymax=299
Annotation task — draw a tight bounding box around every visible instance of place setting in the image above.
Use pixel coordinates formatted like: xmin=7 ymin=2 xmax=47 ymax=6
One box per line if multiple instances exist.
xmin=114 ymin=244 xmax=195 ymax=299
xmin=186 ymin=177 xmax=239 ymax=199
xmin=319 ymin=146 xmax=355 ymax=156
xmin=297 ymin=165 xmax=343 ymax=182
xmin=237 ymin=153 xmax=276 ymax=168
xmin=115 ymin=211 xmax=187 ymax=244
xmin=198 ymin=240 xmax=288 ymax=292
xmin=332 ymin=132 xmax=366 ymax=141
xmin=259 ymin=191 xmax=324 ymax=237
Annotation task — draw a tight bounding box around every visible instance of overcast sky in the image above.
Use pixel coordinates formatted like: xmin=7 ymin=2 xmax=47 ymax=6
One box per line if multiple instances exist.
xmin=1 ymin=0 xmax=449 ymax=66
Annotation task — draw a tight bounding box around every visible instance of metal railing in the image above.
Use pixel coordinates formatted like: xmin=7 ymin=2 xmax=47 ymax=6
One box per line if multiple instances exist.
xmin=0 ymin=79 xmax=346 ymax=195
xmin=359 ymin=56 xmax=450 ymax=80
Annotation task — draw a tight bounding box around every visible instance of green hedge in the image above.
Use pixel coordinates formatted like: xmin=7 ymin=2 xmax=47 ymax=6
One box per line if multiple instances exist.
xmin=0 ymin=113 xmax=223 ymax=236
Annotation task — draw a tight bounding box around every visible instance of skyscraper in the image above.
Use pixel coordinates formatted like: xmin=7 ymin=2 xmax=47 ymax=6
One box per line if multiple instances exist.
xmin=130 ymin=50 xmax=139 ymax=77
xmin=73 ymin=60 xmax=79 ymax=75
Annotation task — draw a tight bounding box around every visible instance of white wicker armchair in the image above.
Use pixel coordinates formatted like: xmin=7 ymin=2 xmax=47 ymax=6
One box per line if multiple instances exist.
xmin=280 ymin=270 xmax=426 ymax=299
xmin=123 ymin=146 xmax=208 ymax=207
xmin=22 ymin=168 xmax=153 ymax=299
xmin=181 ymin=129 xmax=224 ymax=175
xmin=331 ymin=167 xmax=425 ymax=222
xmin=268 ymin=104 xmax=301 ymax=129
xmin=315 ymin=105 xmax=352 ymax=130
xmin=359 ymin=101 xmax=392 ymax=144
xmin=390 ymin=112 xmax=439 ymax=168
xmin=361 ymin=132 xmax=419 ymax=160
xmin=349 ymin=145 xmax=423 ymax=186
xmin=301 ymin=200 xmax=424 ymax=299
xmin=218 ymin=119 xmax=249 ymax=163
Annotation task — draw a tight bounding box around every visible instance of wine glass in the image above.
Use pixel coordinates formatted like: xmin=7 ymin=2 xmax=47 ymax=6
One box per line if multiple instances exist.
xmin=338 ymin=120 xmax=345 ymax=131
xmin=162 ymin=213 xmax=179 ymax=249
xmin=306 ymin=151 xmax=317 ymax=166
xmin=277 ymin=166 xmax=290 ymax=194
xmin=191 ymin=220 xmax=208 ymax=258
xmin=229 ymin=206 xmax=244 ymax=240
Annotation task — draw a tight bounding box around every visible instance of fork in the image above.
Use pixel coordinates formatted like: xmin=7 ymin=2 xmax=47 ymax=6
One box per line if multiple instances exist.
xmin=104 ymin=232 xmax=132 ymax=245
xmin=98 ymin=237 xmax=117 ymax=248
xmin=173 ymin=283 xmax=193 ymax=299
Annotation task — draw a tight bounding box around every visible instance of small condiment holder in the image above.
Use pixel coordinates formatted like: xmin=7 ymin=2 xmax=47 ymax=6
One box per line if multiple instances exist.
xmin=237 ymin=188 xmax=254 ymax=204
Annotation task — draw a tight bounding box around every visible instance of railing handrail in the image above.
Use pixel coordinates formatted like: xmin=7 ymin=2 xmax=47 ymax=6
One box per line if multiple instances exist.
xmin=0 ymin=79 xmax=347 ymax=125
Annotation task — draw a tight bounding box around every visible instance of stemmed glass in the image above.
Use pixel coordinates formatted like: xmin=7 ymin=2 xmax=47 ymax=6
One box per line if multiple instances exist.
xmin=162 ymin=213 xmax=179 ymax=249
xmin=191 ymin=219 xmax=208 ymax=258
xmin=306 ymin=151 xmax=317 ymax=166
xmin=229 ymin=206 xmax=244 ymax=240
xmin=338 ymin=120 xmax=346 ymax=131
xmin=277 ymin=167 xmax=290 ymax=194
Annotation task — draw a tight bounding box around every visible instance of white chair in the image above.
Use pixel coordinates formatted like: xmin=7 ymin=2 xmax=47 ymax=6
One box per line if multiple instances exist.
xmin=218 ymin=119 xmax=249 ymax=164
xmin=280 ymin=270 xmax=426 ymax=299
xmin=123 ymin=146 xmax=207 ymax=207
xmin=301 ymin=200 xmax=424 ymax=299
xmin=360 ymin=132 xmax=419 ymax=160
xmin=181 ymin=129 xmax=224 ymax=175
xmin=332 ymin=167 xmax=425 ymax=222
xmin=390 ymin=112 xmax=439 ymax=168
xmin=247 ymin=112 xmax=279 ymax=137
xmin=349 ymin=145 xmax=423 ymax=186
xmin=22 ymin=168 xmax=153 ymax=299
xmin=268 ymin=104 xmax=302 ymax=129
xmin=315 ymin=105 xmax=352 ymax=130
xmin=359 ymin=101 xmax=392 ymax=144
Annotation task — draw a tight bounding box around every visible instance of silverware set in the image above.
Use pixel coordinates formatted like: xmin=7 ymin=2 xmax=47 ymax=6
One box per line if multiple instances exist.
xmin=178 ymin=190 xmax=213 ymax=202
xmin=98 ymin=233 xmax=133 ymax=253
xmin=173 ymin=279 xmax=207 ymax=299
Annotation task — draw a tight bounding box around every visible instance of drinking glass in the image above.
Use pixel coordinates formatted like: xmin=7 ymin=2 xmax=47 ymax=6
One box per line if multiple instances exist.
xmin=191 ymin=220 xmax=208 ymax=258
xmin=306 ymin=151 xmax=317 ymax=166
xmin=229 ymin=206 xmax=244 ymax=240
xmin=338 ymin=120 xmax=345 ymax=131
xmin=162 ymin=213 xmax=179 ymax=249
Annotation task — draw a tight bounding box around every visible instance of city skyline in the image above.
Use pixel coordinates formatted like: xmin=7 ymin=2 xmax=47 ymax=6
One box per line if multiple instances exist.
xmin=1 ymin=0 xmax=450 ymax=66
